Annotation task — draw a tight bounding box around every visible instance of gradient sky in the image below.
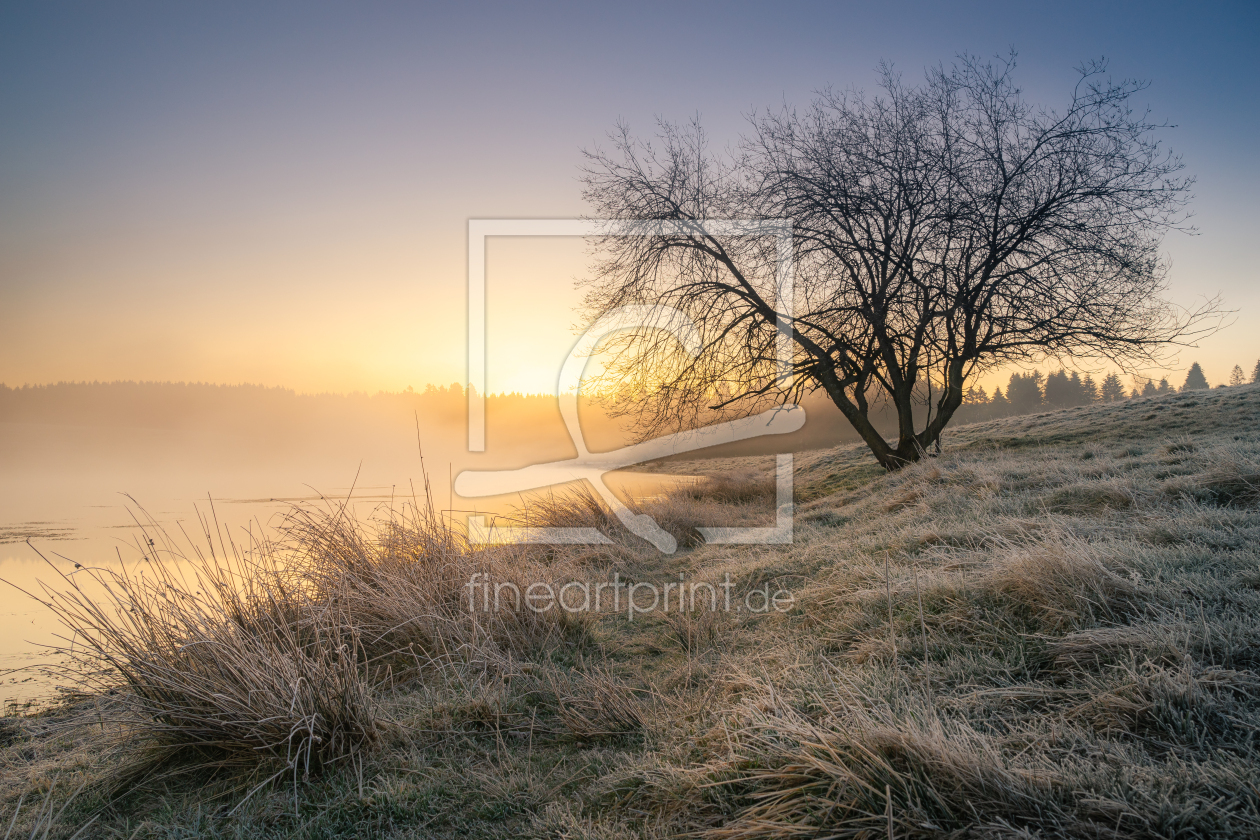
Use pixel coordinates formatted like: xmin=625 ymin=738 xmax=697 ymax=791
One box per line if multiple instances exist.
xmin=2 ymin=1 xmax=1257 ymax=396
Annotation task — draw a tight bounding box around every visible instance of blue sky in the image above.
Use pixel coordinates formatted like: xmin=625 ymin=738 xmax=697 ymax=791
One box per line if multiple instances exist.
xmin=2 ymin=1 xmax=1257 ymax=393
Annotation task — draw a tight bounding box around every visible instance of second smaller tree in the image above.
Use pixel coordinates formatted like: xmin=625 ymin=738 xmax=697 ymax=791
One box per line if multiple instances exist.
xmin=1183 ymin=363 xmax=1209 ymax=392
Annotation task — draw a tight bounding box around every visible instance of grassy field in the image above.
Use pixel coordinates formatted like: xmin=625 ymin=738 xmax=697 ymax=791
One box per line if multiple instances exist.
xmin=3 ymin=384 xmax=1260 ymax=838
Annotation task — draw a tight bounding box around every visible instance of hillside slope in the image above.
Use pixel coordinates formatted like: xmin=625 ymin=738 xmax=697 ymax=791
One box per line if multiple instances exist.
xmin=645 ymin=381 xmax=1260 ymax=492
xmin=3 ymin=384 xmax=1259 ymax=838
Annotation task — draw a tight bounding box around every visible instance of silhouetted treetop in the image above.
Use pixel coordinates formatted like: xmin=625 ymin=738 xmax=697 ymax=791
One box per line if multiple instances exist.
xmin=1100 ymin=373 xmax=1125 ymax=402
xmin=1182 ymin=362 xmax=1209 ymax=391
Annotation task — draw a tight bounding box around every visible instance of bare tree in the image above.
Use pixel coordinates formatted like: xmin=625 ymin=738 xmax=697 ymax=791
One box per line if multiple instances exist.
xmin=581 ymin=55 xmax=1218 ymax=470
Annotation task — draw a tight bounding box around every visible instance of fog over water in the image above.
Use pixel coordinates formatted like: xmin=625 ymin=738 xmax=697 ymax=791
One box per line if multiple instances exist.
xmin=0 ymin=379 xmax=886 ymax=706
xmin=0 ymin=383 xmax=705 ymax=707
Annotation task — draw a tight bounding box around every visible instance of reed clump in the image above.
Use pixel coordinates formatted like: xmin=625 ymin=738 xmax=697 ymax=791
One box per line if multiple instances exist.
xmin=280 ymin=500 xmax=584 ymax=667
xmin=18 ymin=491 xmax=579 ymax=779
xmin=23 ymin=516 xmax=378 ymax=776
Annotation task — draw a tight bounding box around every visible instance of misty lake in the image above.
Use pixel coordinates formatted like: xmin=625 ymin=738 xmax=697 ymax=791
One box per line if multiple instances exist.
xmin=0 ymin=413 xmax=694 ymax=710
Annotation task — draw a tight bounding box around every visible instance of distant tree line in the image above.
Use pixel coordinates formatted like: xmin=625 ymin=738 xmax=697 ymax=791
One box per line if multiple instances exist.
xmin=951 ymin=359 xmax=1260 ymax=424
xmin=1 ymin=365 xmax=1255 ymax=453
xmin=0 ymin=380 xmax=551 ymax=430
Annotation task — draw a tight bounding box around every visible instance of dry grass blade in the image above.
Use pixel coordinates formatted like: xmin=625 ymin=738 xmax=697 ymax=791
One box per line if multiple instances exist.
xmin=550 ymin=667 xmax=648 ymax=741
xmin=1 ymin=777 xmax=96 ymax=840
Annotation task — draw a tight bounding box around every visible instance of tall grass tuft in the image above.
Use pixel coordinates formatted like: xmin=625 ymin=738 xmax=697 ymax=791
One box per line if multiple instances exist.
xmin=23 ymin=511 xmax=380 ymax=775
xmin=280 ymin=495 xmax=584 ymax=669
xmin=983 ymin=529 xmax=1142 ymax=632
xmin=1191 ymin=461 xmax=1260 ymax=508
xmin=17 ymin=480 xmax=581 ymax=777
xmin=702 ymin=700 xmax=1066 ymax=839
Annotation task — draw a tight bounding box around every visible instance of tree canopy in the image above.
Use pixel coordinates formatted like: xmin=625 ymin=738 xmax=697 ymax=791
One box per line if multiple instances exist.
xmin=582 ymin=55 xmax=1217 ymax=469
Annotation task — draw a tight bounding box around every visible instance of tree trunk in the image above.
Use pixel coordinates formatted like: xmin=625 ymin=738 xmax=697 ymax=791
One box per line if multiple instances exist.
xmin=815 ymin=373 xmax=913 ymax=471
xmin=816 ymin=362 xmax=967 ymax=472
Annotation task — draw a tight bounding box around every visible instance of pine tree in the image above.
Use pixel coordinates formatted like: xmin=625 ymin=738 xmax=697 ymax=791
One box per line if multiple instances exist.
xmin=1157 ymin=378 xmax=1171 ymax=394
xmin=1253 ymin=359 xmax=1260 ymax=384
xmin=1044 ymin=369 xmax=1074 ymax=408
xmin=1081 ymin=373 xmax=1098 ymax=404
xmin=1229 ymin=365 xmax=1246 ymax=387
xmin=1182 ymin=363 xmax=1209 ymax=391
xmin=1007 ymin=372 xmax=1044 ymax=414
xmin=1068 ymin=371 xmax=1085 ymax=405
xmin=990 ymin=386 xmax=1010 ymax=416
xmin=1100 ymin=373 xmax=1125 ymax=402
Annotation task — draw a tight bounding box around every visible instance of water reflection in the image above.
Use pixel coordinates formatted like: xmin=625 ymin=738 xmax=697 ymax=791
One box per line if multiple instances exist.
xmin=0 ymin=419 xmax=690 ymax=709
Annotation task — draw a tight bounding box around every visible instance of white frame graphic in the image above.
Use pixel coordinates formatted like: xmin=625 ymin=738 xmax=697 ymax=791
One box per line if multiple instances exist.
xmin=462 ymin=219 xmax=796 ymax=551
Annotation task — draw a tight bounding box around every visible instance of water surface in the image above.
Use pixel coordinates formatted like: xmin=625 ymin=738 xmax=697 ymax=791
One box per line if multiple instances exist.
xmin=0 ymin=417 xmax=688 ymax=709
